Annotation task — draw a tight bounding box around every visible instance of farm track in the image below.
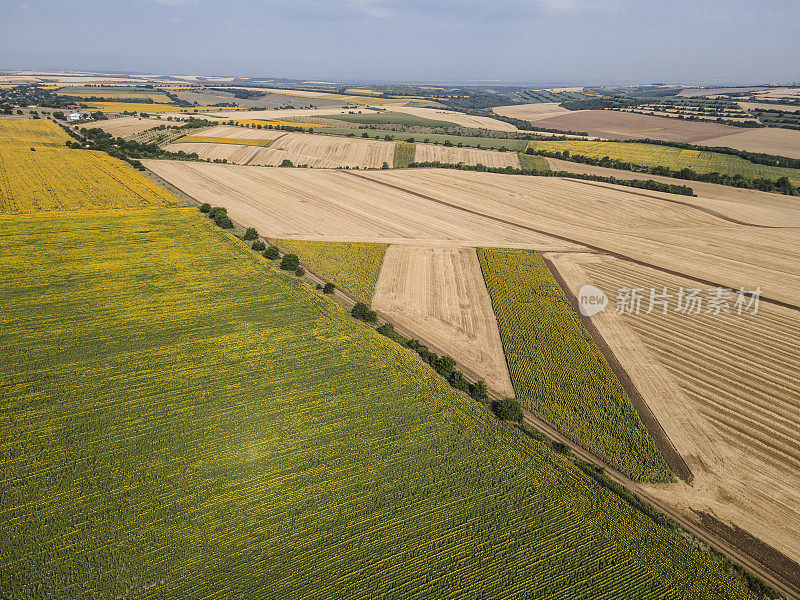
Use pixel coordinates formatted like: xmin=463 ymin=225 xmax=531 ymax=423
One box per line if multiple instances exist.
xmin=147 ymin=164 xmax=800 ymax=598
xmin=343 ymin=171 xmax=800 ymax=313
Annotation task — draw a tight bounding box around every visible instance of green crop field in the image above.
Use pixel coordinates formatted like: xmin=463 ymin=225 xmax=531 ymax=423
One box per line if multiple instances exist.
xmin=319 ymin=127 xmax=530 ymax=151
xmin=329 ymin=111 xmax=457 ymax=128
xmin=477 ymin=248 xmax=672 ymax=482
xmin=0 ymin=208 xmax=757 ymax=599
xmin=56 ymin=85 xmax=172 ymax=103
xmin=270 ymin=238 xmax=387 ymax=304
xmin=518 ymin=152 xmax=551 ymax=173
xmin=393 ymin=140 xmax=416 ymax=168
xmin=526 ymin=139 xmax=800 ymax=184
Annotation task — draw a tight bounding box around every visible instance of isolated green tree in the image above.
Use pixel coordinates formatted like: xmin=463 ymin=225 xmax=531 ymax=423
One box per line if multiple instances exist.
xmin=494 ymin=397 xmax=523 ymax=422
xmin=243 ymin=227 xmax=258 ymax=241
xmin=280 ymin=253 xmax=300 ymax=271
xmin=263 ymin=246 xmax=280 ymax=260
xmin=351 ymin=302 xmax=377 ymax=323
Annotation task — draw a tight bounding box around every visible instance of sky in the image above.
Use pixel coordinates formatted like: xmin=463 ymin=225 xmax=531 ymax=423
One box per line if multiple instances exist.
xmin=1 ymin=0 xmax=798 ymax=85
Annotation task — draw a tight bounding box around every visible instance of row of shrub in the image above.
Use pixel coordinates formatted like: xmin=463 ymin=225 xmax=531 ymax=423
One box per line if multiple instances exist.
xmin=406 ymin=160 xmax=697 ymax=196
xmin=196 ymin=208 xmax=519 ymax=424
xmin=524 ymin=148 xmax=799 ymax=195
xmin=372 ymin=321 xmax=496 ymax=406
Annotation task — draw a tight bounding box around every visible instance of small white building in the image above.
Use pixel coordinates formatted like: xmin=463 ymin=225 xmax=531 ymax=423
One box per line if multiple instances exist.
xmin=67 ymin=111 xmax=89 ymax=121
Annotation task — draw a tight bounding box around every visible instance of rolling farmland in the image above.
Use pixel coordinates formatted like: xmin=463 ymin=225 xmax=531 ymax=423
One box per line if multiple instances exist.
xmin=699 ymin=128 xmax=800 ymax=159
xmin=176 ymin=135 xmax=272 ymax=147
xmin=531 ymin=109 xmax=741 ymax=142
xmin=166 ymin=132 xmax=395 ymax=169
xmin=477 ymin=248 xmax=672 ymax=482
xmin=372 ymin=245 xmax=515 ymax=397
xmin=414 ymin=144 xmax=521 ymax=168
xmin=380 ymin=106 xmax=519 ymax=132
xmin=525 ymin=139 xmax=800 ymax=185
xmin=544 ymin=157 xmax=800 ymax=227
xmin=146 ymin=164 xmax=800 ymax=305
xmin=492 ymin=102 xmax=572 ymax=122
xmin=549 ymin=251 xmax=800 ymax=565
xmin=329 ymin=111 xmax=458 ymax=128
xmin=86 ymin=116 xmax=173 ymax=138
xmin=359 ymin=169 xmax=800 ymax=306
xmin=270 ymin=239 xmax=388 ymax=304
xmin=0 ymin=208 xmax=760 ymax=600
xmin=0 ymin=120 xmax=180 ymax=212
xmin=0 ymin=118 xmax=71 ymax=146
xmin=142 ymin=161 xmax=579 ymax=249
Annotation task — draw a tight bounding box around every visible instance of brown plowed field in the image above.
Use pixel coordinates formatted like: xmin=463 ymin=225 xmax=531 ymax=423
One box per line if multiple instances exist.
xmin=532 ymin=110 xmax=741 ymax=142
xmin=415 ymin=144 xmax=521 ymax=168
xmin=372 ymin=245 xmax=514 ymax=396
xmin=699 ymin=128 xmax=800 ymax=159
xmin=548 ymin=251 xmax=800 ymax=564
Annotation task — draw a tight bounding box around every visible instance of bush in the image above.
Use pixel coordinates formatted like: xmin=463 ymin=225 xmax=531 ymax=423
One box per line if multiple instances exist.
xmin=280 ymin=159 xmax=294 ymax=167
xmin=316 ymin=284 xmax=323 ymax=290
xmin=215 ymin=216 xmax=234 ymax=229
xmin=351 ymin=302 xmax=377 ymax=323
xmin=470 ymin=381 xmax=489 ymax=401
xmin=323 ymin=282 xmax=335 ymax=294
xmin=243 ymin=227 xmax=258 ymax=241
xmin=280 ymin=253 xmax=300 ymax=271
xmin=494 ymin=397 xmax=523 ymax=422
xmin=199 ymin=203 xmax=211 ymax=213
xmin=208 ymin=206 xmax=227 ymax=219
xmin=252 ymin=240 xmax=266 ymax=251
xmin=263 ymin=246 xmax=280 ymax=260
xmin=294 ymin=267 xmax=305 ymax=277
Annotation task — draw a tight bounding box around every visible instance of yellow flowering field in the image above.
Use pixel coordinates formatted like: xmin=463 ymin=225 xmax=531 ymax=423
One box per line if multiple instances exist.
xmin=525 ymin=138 xmax=800 ymax=184
xmin=477 ymin=248 xmax=672 ymax=482
xmin=393 ymin=140 xmax=416 ymax=168
xmin=271 ymin=239 xmax=388 ymax=304
xmin=0 ymin=207 xmax=757 ymax=599
xmin=0 ymin=118 xmax=71 ymax=147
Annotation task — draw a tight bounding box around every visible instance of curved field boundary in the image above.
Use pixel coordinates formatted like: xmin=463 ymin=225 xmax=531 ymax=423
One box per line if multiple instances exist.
xmin=564 ymin=178 xmax=792 ymax=229
xmin=343 ymin=171 xmax=800 ymax=313
xmin=541 ymin=254 xmax=693 ymax=482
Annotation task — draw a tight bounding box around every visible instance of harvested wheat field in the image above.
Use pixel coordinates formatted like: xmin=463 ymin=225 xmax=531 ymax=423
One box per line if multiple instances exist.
xmin=547 ymin=250 xmax=800 ymax=565
xmin=356 ymin=169 xmax=800 ymax=306
xmin=372 ymin=246 xmax=514 ymax=397
xmin=386 ymin=106 xmax=518 ymax=132
xmin=167 ymin=131 xmax=395 ymax=168
xmin=414 ymin=144 xmax=521 ymax=168
xmin=89 ymin=116 xmax=170 ymax=138
xmin=189 ymin=124 xmax=276 ymax=140
xmin=545 ymin=157 xmax=800 ymax=227
xmin=492 ymin=102 xmax=572 ymax=122
xmin=533 ymin=110 xmax=741 ymax=142
xmin=142 ymin=161 xmax=577 ymax=250
xmin=699 ymin=127 xmax=800 ymax=159
xmin=196 ymin=108 xmax=356 ymax=121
